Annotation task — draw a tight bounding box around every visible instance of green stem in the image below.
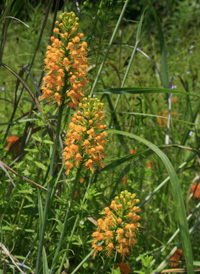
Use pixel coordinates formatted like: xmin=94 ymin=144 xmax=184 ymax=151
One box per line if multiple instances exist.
xmin=57 ymin=174 xmax=94 ymax=273
xmin=35 ymin=105 xmax=64 ymax=274
xmin=57 ymin=215 xmax=80 ymax=274
xmin=50 ymin=167 xmax=82 ymax=273
xmin=71 ymin=250 xmax=94 ymax=274
xmin=50 ymin=105 xmax=64 ymax=176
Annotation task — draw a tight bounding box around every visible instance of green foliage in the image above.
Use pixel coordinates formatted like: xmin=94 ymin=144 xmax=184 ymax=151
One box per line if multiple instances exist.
xmin=0 ymin=0 xmax=200 ymax=274
xmin=110 ymin=268 xmax=121 ymax=274
xmin=134 ymin=255 xmax=157 ymax=274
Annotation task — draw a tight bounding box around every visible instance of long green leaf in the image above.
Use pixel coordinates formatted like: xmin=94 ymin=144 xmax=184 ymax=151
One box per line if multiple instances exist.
xmin=108 ymin=129 xmax=194 ymax=274
xmin=151 ymin=5 xmax=169 ymax=88
xmin=43 ymin=247 xmax=49 ymax=274
xmin=114 ymin=8 xmax=146 ymax=109
xmin=37 ymin=191 xmax=43 ymax=238
xmin=96 ymin=86 xmax=200 ymax=99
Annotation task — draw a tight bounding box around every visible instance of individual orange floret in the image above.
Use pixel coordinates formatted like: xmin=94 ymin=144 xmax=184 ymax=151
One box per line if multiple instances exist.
xmin=40 ymin=11 xmax=88 ymax=108
xmin=91 ymin=190 xmax=140 ymax=260
xmin=191 ymin=183 xmax=200 ymax=199
xmin=6 ymin=136 xmax=20 ymax=152
xmin=114 ymin=262 xmax=131 ymax=274
xmin=63 ymin=97 xmax=108 ymax=175
xmin=92 ymin=244 xmax=103 ymax=259
xmin=169 ymin=249 xmax=183 ymax=268
xmin=107 ymin=242 xmax=114 ymax=256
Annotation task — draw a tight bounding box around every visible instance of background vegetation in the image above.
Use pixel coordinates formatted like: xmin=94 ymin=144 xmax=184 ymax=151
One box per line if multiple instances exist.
xmin=0 ymin=0 xmax=199 ymax=273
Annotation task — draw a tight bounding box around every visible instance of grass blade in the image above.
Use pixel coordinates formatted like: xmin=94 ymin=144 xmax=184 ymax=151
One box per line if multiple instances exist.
xmin=90 ymin=0 xmax=130 ymax=97
xmin=96 ymin=86 xmax=200 ymax=99
xmin=114 ymin=8 xmax=146 ymax=110
xmin=151 ymin=5 xmax=169 ymax=88
xmin=43 ymin=247 xmax=50 ymax=274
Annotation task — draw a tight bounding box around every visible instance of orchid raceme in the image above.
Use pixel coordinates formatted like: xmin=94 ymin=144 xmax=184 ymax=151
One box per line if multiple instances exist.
xmin=40 ymin=11 xmax=88 ymax=107
xmin=92 ymin=190 xmax=141 ymax=260
xmin=63 ymin=97 xmax=107 ymax=175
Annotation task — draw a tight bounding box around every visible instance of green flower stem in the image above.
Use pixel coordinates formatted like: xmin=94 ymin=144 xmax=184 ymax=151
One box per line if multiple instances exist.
xmin=35 ymin=104 xmax=64 ymax=274
xmin=50 ymin=105 xmax=64 ymax=176
xmin=111 ymin=250 xmax=118 ymax=272
xmin=71 ymin=250 xmax=94 ymax=274
xmin=57 ymin=174 xmax=94 ymax=273
xmin=70 ymin=240 xmax=104 ymax=274
xmin=50 ymin=166 xmax=82 ymax=273
xmin=58 ymin=215 xmax=80 ymax=273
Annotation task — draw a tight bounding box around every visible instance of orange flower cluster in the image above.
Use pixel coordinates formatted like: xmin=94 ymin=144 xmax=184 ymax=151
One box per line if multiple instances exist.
xmin=169 ymin=249 xmax=183 ymax=268
xmin=157 ymin=110 xmax=177 ymax=127
xmin=114 ymin=262 xmax=131 ymax=274
xmin=191 ymin=183 xmax=200 ymax=199
xmin=6 ymin=136 xmax=20 ymax=152
xmin=92 ymin=190 xmax=141 ymax=260
xmin=40 ymin=12 xmax=88 ymax=107
xmin=63 ymin=97 xmax=107 ymax=175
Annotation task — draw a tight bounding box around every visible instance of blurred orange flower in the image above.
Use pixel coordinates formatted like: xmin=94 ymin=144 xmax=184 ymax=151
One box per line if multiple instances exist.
xmin=157 ymin=110 xmax=177 ymax=127
xmin=191 ymin=183 xmax=200 ymax=199
xmin=74 ymin=190 xmax=77 ymax=199
xmin=146 ymin=162 xmax=151 ymax=168
xmin=6 ymin=136 xmax=20 ymax=152
xmin=114 ymin=262 xmax=131 ymax=274
xmin=169 ymin=249 xmax=183 ymax=268
xmin=122 ymin=176 xmax=126 ymax=185
xmin=172 ymin=97 xmax=178 ymax=103
xmin=130 ymin=149 xmax=136 ymax=154
xmin=146 ymin=161 xmax=154 ymax=169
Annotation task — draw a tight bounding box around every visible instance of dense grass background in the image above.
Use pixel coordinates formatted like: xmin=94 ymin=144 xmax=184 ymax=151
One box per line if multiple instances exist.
xmin=0 ymin=0 xmax=200 ymax=273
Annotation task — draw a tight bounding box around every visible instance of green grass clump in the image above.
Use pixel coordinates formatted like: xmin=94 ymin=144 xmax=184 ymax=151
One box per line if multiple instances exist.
xmin=0 ymin=1 xmax=199 ymax=273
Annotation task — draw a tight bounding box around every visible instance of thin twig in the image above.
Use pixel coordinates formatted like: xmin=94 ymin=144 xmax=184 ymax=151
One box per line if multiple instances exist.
xmin=160 ymin=268 xmax=200 ymax=273
xmin=0 ymin=243 xmax=25 ymax=274
xmin=0 ymin=160 xmax=47 ymax=191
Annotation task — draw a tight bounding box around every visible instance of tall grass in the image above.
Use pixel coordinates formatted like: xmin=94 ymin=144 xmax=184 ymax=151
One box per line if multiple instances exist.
xmin=0 ymin=0 xmax=199 ymax=273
